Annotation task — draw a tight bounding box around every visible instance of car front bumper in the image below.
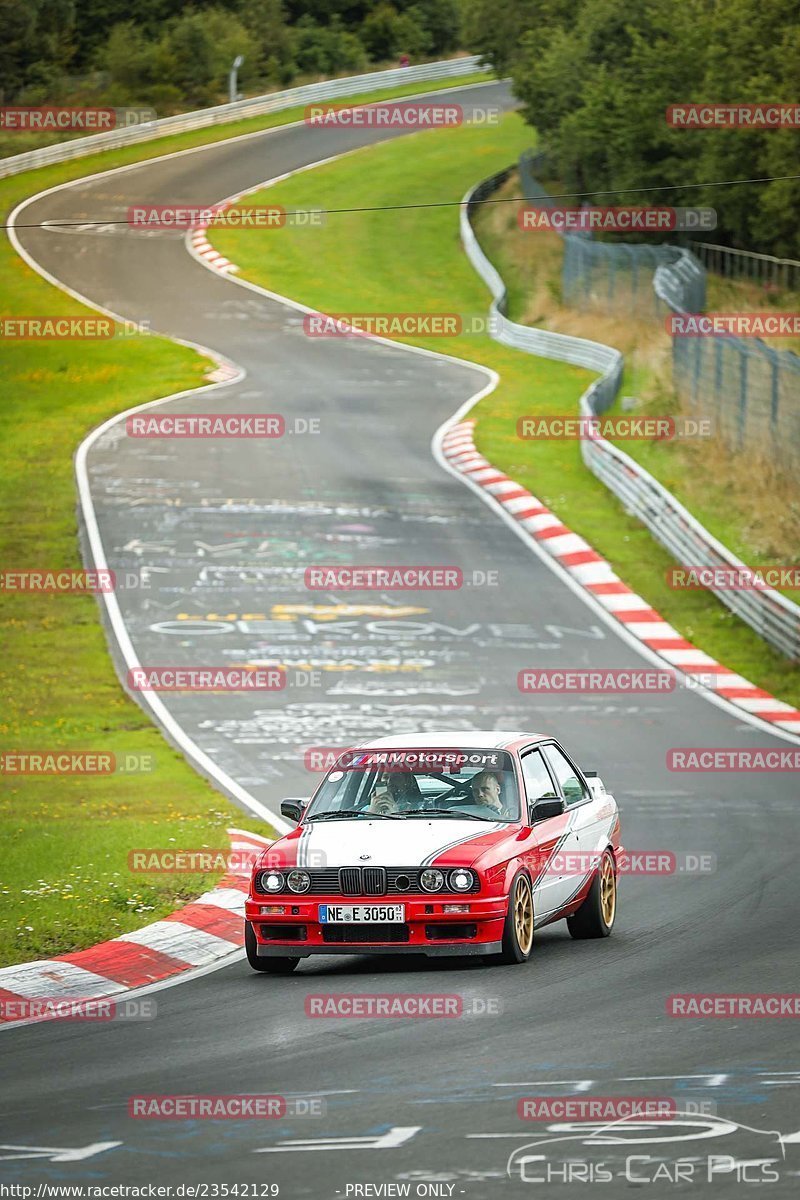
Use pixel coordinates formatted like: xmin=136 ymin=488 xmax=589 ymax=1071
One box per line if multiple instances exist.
xmin=255 ymin=941 xmax=503 ymax=957
xmin=244 ymin=893 xmax=507 ymax=957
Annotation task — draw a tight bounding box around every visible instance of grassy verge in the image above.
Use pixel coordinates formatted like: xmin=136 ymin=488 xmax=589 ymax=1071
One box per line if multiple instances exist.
xmin=0 ymin=297 xmax=267 ymax=967
xmin=210 ymin=114 xmax=799 ymax=708
xmin=705 ymin=273 xmax=800 ymax=354
xmin=0 ymin=71 xmax=495 ymax=968
xmin=473 ymin=171 xmax=800 ymax=606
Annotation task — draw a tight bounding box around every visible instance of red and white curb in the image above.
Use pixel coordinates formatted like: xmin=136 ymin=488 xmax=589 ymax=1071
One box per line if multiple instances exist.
xmin=0 ymin=828 xmax=268 ymax=1023
xmin=189 ymin=224 xmax=239 ymax=274
xmin=441 ymin=420 xmax=800 ymax=735
xmin=205 ymin=359 xmax=241 ymax=384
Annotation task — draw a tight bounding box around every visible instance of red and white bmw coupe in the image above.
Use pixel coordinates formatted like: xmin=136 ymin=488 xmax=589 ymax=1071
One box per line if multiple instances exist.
xmin=245 ymin=731 xmax=622 ymax=972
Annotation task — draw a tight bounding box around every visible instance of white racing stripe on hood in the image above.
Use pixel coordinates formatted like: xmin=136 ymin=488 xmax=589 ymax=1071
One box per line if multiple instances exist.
xmin=297 ymin=819 xmax=501 ymax=868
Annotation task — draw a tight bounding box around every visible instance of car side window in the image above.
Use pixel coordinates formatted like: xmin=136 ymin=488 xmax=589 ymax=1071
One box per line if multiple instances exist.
xmin=543 ymin=745 xmax=588 ymax=806
xmin=521 ymin=750 xmax=558 ymax=806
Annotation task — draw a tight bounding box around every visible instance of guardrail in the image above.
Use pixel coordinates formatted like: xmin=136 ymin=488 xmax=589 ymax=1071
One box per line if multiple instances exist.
xmin=461 ymin=171 xmax=800 ymax=662
xmin=0 ymin=56 xmax=489 ymax=180
xmin=519 ymin=151 xmax=799 ymax=471
xmin=685 ymin=241 xmax=800 ymax=292
xmin=463 ymin=171 xmax=623 ymax=412
xmin=519 ymin=150 xmax=707 ymax=317
xmin=579 ymin=434 xmax=800 ymax=660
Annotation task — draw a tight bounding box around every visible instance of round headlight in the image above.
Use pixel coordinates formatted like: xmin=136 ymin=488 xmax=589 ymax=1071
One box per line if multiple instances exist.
xmin=449 ymin=869 xmax=474 ymax=892
xmin=262 ymin=871 xmax=284 ymax=893
xmin=420 ymin=868 xmax=445 ymax=892
xmin=287 ymin=870 xmax=311 ymax=894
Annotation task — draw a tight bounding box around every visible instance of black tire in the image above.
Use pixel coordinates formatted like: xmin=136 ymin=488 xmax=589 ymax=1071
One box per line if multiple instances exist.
xmin=245 ymin=921 xmax=300 ymax=974
xmin=499 ymin=872 xmax=535 ymax=964
xmin=567 ymin=849 xmax=617 ymax=939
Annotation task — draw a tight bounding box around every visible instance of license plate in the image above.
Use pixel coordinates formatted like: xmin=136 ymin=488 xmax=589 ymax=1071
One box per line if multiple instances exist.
xmin=319 ymin=904 xmax=405 ymax=923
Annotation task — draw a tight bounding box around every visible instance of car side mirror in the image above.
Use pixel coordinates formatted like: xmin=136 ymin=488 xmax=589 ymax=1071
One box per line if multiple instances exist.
xmin=584 ymin=772 xmax=606 ymax=799
xmin=530 ymin=797 xmax=565 ymax=822
xmin=280 ymin=798 xmax=307 ymax=823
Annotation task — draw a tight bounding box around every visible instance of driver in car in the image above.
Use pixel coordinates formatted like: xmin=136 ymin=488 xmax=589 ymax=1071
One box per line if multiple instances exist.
xmin=470 ymin=769 xmax=507 ymax=815
xmin=368 ymin=767 xmax=423 ymax=815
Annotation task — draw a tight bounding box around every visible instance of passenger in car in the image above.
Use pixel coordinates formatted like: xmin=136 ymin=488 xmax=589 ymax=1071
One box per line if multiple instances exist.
xmin=368 ymin=767 xmax=423 ymax=814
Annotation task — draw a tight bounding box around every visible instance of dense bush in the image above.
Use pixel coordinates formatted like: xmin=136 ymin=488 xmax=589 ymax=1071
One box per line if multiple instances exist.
xmin=464 ymin=0 xmax=800 ymax=259
xmin=0 ymin=0 xmax=465 ymax=112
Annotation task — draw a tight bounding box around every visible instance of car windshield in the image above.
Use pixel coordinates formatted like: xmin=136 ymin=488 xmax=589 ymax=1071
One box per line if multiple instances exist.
xmin=305 ymin=748 xmax=520 ymax=823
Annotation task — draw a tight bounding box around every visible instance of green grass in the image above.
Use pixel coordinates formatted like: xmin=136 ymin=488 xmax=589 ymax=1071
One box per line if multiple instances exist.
xmin=473 ymin=171 xmax=800 ymax=606
xmin=0 ymin=207 xmax=271 ymax=970
xmin=0 ymin=72 xmax=497 ymax=968
xmin=0 ymin=307 xmax=268 ymax=966
xmin=210 ymin=113 xmax=800 ymax=709
xmin=705 ymin=273 xmax=800 ymax=354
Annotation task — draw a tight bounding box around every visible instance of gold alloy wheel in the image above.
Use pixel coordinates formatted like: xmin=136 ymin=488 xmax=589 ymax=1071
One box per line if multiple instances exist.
xmin=600 ymin=854 xmax=616 ymax=927
xmin=513 ymin=877 xmax=534 ymax=955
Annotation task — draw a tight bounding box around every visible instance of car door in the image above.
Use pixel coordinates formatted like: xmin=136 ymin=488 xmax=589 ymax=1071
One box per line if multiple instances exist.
xmin=519 ymin=746 xmax=575 ymax=921
xmin=541 ymin=741 xmax=599 ymax=910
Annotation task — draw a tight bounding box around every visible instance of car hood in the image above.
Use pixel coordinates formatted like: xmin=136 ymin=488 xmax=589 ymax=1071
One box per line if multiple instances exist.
xmin=269 ymin=818 xmax=511 ymax=869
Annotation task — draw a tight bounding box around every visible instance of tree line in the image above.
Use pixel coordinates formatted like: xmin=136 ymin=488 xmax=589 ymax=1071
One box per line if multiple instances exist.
xmin=465 ymin=0 xmax=800 ymax=260
xmin=4 ymin=0 xmax=796 ymax=259
xmin=0 ymin=1 xmax=463 ymax=111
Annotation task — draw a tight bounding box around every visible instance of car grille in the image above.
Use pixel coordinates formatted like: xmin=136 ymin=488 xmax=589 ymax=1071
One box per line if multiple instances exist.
xmin=363 ymin=867 xmax=387 ymax=894
xmin=339 ymin=867 xmax=362 ymax=895
xmin=321 ymin=923 xmax=410 ymax=944
xmin=302 ymin=867 xmax=480 ymax=895
xmin=254 ymin=867 xmax=482 ymax=896
xmin=338 ymin=867 xmax=388 ymax=894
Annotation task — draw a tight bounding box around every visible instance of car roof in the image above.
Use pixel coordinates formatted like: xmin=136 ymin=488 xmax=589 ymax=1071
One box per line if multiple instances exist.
xmin=358 ymin=730 xmax=548 ymax=751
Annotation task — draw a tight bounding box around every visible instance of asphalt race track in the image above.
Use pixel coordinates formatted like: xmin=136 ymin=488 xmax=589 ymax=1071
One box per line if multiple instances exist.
xmin=2 ymin=81 xmax=799 ymax=1196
